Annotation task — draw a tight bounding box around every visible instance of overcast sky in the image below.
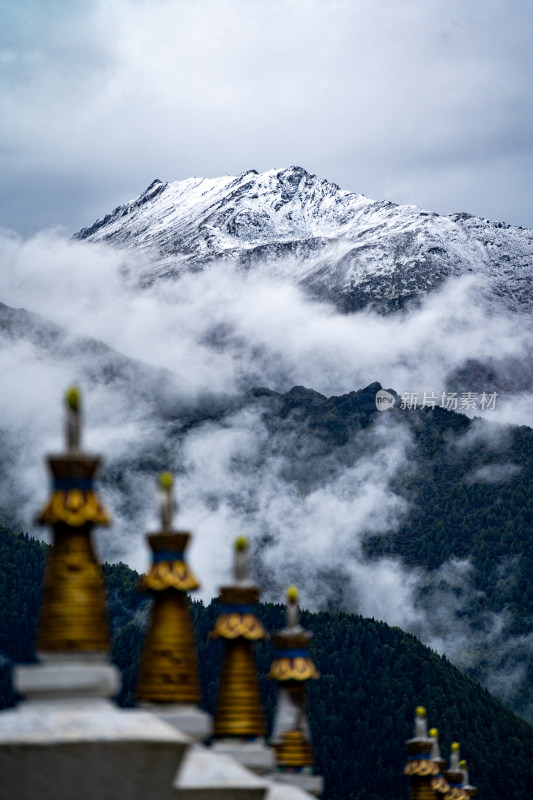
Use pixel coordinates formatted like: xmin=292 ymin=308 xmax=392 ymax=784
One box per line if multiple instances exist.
xmin=1 ymin=0 xmax=533 ymax=235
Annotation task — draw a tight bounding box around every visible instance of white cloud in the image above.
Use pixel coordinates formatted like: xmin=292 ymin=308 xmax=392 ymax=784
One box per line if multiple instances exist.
xmin=1 ymin=231 xmax=531 ymax=408
xmin=466 ymin=462 xmax=520 ymax=484
xmin=0 ymin=228 xmax=531 ymax=716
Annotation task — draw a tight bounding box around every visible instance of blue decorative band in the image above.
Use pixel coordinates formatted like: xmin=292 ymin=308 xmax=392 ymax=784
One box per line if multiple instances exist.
xmin=53 ymin=478 xmax=93 ymax=491
xmin=153 ymin=551 xmax=184 ymax=562
xmin=274 ymin=648 xmax=309 ymax=659
xmin=408 ymin=752 xmax=431 ymax=761
xmin=220 ymin=604 xmax=257 ymax=614
xmin=449 ymin=783 xmax=463 ymax=788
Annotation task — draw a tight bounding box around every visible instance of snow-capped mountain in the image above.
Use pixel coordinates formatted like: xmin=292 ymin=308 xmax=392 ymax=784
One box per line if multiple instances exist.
xmin=75 ymin=166 xmax=533 ymax=311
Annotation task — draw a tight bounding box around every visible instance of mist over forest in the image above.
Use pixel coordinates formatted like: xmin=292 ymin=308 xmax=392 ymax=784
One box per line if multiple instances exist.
xmin=0 ymin=224 xmax=532 ymax=723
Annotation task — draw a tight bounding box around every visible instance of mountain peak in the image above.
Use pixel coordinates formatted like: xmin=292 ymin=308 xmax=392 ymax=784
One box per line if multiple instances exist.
xmin=74 ymin=167 xmax=533 ymax=313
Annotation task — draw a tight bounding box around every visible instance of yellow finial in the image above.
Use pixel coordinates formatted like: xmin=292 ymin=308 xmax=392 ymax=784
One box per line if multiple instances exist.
xmin=451 ymin=742 xmax=460 ymax=752
xmin=287 ymin=585 xmax=299 ymax=603
xmin=459 ymin=759 xmax=467 ymax=769
xmin=65 ymin=385 xmax=80 ymax=411
xmin=416 ymin=706 xmax=426 ymax=717
xmin=158 ymin=471 xmax=174 ymax=490
xmin=429 ymin=728 xmax=438 ymax=738
xmin=235 ymin=536 xmax=248 ymax=552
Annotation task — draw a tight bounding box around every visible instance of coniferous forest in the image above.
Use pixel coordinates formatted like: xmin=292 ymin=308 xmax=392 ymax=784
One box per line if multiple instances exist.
xmin=1 ymin=525 xmax=532 ymax=800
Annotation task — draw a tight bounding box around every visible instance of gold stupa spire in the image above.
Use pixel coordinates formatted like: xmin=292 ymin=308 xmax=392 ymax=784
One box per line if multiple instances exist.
xmin=443 ymin=743 xmax=470 ymax=800
xmin=36 ymin=386 xmax=111 ymax=654
xmin=210 ymin=537 xmax=267 ymax=738
xmin=430 ymin=727 xmax=450 ymax=798
xmin=136 ymin=472 xmax=201 ymax=704
xmin=404 ymin=707 xmax=440 ymax=800
xmin=269 ymin=586 xmax=319 ymax=770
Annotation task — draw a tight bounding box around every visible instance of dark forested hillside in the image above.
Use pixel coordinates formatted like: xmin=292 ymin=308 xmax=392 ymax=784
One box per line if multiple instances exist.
xmin=233 ymin=383 xmax=533 ymax=602
xmin=1 ymin=526 xmax=532 ymax=800
xmin=204 ymin=383 xmax=533 ymax=719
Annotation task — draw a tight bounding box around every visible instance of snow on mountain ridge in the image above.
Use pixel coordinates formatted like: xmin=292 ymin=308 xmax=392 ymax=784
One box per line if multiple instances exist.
xmin=74 ymin=166 xmax=533 ymax=312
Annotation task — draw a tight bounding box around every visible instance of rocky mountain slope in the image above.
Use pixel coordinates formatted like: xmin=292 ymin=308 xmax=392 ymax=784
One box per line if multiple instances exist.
xmin=74 ymin=166 xmax=533 ymax=312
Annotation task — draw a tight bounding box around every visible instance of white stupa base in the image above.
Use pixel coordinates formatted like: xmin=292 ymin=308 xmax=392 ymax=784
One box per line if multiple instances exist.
xmin=266 ymin=779 xmax=322 ymax=800
xmin=175 ymin=744 xmax=268 ymax=800
xmin=271 ymin=772 xmax=324 ymax=797
xmin=212 ymin=739 xmax=276 ymax=775
xmin=16 ymin=659 xmax=120 ymax=700
xmin=140 ymin=702 xmax=212 ymax=742
xmin=0 ymin=661 xmax=190 ymax=800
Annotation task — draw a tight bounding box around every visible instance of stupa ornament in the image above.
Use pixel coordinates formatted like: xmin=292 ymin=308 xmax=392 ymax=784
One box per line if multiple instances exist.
xmin=444 ymin=742 xmax=470 ymax=800
xmin=136 ymin=472 xmax=202 ymax=707
xmin=404 ymin=706 xmax=440 ymax=800
xmin=268 ymin=587 xmax=322 ymax=795
xmin=450 ymin=742 xmax=461 ymax=771
xmin=415 ymin=706 xmax=428 ymax=739
xmin=36 ymin=385 xmax=111 ymax=654
xmin=269 ymin=586 xmax=319 ymax=685
xmin=430 ymin=727 xmax=450 ymax=797
xmin=459 ymin=759 xmax=478 ymax=798
xmin=210 ymin=537 xmax=267 ymax=739
xmin=159 ymin=470 xmax=176 ymax=531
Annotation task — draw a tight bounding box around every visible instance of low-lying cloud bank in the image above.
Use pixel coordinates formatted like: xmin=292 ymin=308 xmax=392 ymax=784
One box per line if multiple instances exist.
xmin=1 ymin=229 xmax=532 ymax=411
xmin=0 ymin=229 xmax=532 ymax=719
